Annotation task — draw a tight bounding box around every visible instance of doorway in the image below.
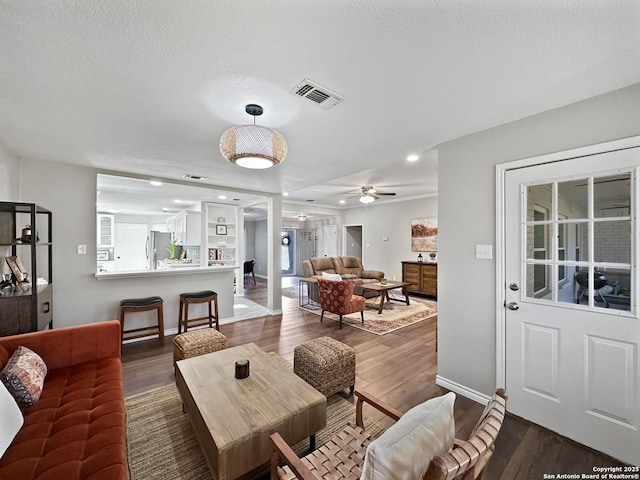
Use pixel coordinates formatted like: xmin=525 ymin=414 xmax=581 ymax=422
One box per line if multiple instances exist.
xmin=344 ymin=225 xmax=363 ymax=259
xmin=281 ymin=228 xmax=295 ymax=276
xmin=114 ymin=223 xmax=148 ymax=271
xmin=499 ymin=140 xmax=639 ymax=464
xmin=296 ymin=229 xmax=315 ymax=275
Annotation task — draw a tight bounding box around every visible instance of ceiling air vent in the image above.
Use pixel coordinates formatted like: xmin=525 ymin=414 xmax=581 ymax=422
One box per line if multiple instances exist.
xmin=183 ymin=174 xmax=208 ymax=180
xmin=290 ymin=79 xmax=345 ymax=110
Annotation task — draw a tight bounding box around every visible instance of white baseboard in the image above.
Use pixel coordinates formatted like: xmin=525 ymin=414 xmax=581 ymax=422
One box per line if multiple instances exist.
xmin=435 ymin=375 xmax=491 ymax=405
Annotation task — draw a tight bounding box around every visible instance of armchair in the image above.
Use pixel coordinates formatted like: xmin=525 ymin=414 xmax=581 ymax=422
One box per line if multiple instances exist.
xmin=317 ymin=278 xmax=366 ymax=329
xmin=270 ymin=389 xmax=507 ymax=480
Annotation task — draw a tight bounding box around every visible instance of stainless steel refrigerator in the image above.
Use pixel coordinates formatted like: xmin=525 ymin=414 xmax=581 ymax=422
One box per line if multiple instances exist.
xmin=146 ymin=231 xmax=172 ymax=270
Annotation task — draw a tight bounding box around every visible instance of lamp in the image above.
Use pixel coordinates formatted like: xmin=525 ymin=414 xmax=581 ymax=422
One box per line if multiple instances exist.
xmin=359 ymin=194 xmax=375 ymax=204
xmin=219 ymin=104 xmax=288 ymax=169
xmin=297 ymin=214 xmax=307 ymax=221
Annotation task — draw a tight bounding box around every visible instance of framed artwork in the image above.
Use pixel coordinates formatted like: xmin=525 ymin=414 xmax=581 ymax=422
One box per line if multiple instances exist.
xmin=411 ymin=217 xmax=438 ymax=252
xmin=5 ymin=256 xmax=29 ymax=283
xmin=216 ymin=224 xmax=227 ymax=235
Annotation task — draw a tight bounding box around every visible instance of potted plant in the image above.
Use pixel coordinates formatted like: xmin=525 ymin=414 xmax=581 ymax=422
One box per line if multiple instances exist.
xmin=429 ymin=252 xmax=437 ymax=262
xmin=167 ymin=240 xmax=177 ymax=260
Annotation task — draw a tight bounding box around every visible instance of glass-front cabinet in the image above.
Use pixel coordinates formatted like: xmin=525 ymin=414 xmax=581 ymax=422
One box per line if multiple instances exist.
xmin=97 ymin=213 xmax=114 ymax=247
xmin=0 ymin=202 xmax=53 ymax=336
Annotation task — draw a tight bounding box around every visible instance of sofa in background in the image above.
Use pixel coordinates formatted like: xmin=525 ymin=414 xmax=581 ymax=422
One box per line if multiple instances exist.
xmin=0 ymin=321 xmax=128 ymax=480
xmin=302 ymin=256 xmax=384 ymax=302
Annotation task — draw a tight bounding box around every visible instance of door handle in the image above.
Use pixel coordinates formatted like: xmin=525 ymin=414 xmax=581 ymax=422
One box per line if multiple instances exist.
xmin=506 ymin=302 xmax=519 ymax=311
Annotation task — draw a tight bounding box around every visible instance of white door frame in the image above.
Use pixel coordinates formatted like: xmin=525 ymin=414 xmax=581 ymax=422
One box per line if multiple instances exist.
xmin=495 ymin=134 xmax=640 ymax=388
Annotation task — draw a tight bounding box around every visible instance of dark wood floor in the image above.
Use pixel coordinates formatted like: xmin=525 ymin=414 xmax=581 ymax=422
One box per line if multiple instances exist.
xmin=122 ymin=277 xmax=626 ymax=478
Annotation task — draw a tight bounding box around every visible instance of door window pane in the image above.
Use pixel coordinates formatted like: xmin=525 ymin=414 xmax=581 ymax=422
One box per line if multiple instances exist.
xmin=594 ymin=174 xmax=631 ymax=219
xmin=593 ymin=221 xmax=631 ymax=264
xmin=557 ymin=179 xmax=588 ymax=220
xmin=527 ymin=262 xmax=550 ymax=298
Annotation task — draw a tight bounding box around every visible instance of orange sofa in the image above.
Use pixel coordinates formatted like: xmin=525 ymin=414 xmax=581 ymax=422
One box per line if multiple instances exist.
xmin=0 ymin=321 xmax=128 ymax=479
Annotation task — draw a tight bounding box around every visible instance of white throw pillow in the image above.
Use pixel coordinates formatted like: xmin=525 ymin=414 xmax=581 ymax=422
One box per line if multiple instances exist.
xmin=361 ymin=392 xmax=456 ymax=480
xmin=0 ymin=381 xmax=23 ymax=458
xmin=322 ymin=272 xmax=342 ymax=281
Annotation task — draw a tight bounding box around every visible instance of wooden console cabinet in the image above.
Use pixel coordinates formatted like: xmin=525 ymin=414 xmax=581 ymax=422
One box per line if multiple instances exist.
xmin=402 ymin=261 xmax=437 ymax=297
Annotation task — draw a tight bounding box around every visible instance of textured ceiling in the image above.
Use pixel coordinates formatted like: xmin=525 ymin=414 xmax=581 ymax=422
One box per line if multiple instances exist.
xmin=1 ymin=1 xmax=639 ymax=212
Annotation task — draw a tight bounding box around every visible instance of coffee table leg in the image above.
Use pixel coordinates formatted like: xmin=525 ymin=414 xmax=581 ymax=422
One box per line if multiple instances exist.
xmin=378 ymin=293 xmax=385 ymax=314
xmin=309 ymin=434 xmax=316 ymax=452
xmin=403 ymin=287 xmax=410 ymax=306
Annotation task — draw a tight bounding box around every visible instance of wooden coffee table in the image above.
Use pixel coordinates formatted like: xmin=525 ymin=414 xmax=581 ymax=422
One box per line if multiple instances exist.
xmin=359 ymin=281 xmax=412 ymax=314
xmin=175 ymin=343 xmax=327 ymax=480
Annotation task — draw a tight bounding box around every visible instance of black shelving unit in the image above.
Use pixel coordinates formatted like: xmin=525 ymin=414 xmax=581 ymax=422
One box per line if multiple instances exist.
xmin=0 ymin=202 xmax=53 ymax=336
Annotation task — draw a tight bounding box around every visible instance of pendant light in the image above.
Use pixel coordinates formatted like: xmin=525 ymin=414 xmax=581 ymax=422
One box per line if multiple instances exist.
xmin=219 ymin=104 xmax=288 ymax=169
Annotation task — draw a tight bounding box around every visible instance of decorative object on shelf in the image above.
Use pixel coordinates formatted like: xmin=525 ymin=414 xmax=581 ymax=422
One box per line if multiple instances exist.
xmin=19 ymin=225 xmax=39 ymax=243
xmin=219 ymin=104 xmax=288 ymax=169
xmin=216 ymin=216 xmax=226 ymax=223
xmin=216 ymin=224 xmax=227 ymax=235
xmin=429 ymin=252 xmax=437 ymax=261
xmin=235 ymin=359 xmax=250 ymax=379
xmin=411 ymin=217 xmax=438 ymax=252
xmin=417 ymin=253 xmax=423 ymax=262
xmin=282 ymin=235 xmax=290 ymax=246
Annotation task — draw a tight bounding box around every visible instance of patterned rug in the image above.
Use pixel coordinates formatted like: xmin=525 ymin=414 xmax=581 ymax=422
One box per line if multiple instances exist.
xmin=126 ymin=383 xmax=385 ymax=480
xmin=301 ymin=296 xmax=437 ymax=335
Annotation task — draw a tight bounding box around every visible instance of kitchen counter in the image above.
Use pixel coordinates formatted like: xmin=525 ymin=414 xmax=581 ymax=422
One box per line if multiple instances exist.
xmin=95 ymin=264 xmax=235 ymax=280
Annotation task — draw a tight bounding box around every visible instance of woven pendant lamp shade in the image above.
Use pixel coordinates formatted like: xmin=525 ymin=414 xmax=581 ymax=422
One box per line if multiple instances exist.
xmin=219 ymin=125 xmax=288 ymax=169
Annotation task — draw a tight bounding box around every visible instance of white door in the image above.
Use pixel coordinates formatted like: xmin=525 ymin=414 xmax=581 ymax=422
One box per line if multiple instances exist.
xmin=504 ymin=147 xmax=639 ymax=464
xmin=322 ymin=225 xmax=337 ymax=257
xmin=114 ymin=223 xmax=149 ymax=271
xmin=296 ymin=229 xmax=315 ymax=275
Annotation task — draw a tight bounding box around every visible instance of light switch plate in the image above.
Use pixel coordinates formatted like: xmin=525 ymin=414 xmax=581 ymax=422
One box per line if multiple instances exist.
xmin=77 ymin=244 xmax=87 ymax=255
xmin=475 ymin=244 xmax=493 ymax=260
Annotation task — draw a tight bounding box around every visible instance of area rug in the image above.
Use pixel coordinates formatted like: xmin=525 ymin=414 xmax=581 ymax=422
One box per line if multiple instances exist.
xmin=302 ymin=296 xmax=437 ymax=335
xmin=126 ymin=384 xmax=385 ymax=480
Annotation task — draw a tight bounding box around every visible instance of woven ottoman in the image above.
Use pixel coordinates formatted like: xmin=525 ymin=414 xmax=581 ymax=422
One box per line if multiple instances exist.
xmin=294 ymin=336 xmax=356 ymax=397
xmin=173 ymin=328 xmax=227 ymax=365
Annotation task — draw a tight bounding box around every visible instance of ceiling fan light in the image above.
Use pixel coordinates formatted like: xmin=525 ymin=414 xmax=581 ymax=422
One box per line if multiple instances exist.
xmin=359 ymin=194 xmax=375 ymax=204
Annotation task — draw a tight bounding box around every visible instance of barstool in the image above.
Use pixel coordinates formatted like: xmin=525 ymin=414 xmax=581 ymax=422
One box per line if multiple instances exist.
xmin=178 ymin=290 xmax=219 ymax=333
xmin=119 ymin=296 xmax=164 ymax=345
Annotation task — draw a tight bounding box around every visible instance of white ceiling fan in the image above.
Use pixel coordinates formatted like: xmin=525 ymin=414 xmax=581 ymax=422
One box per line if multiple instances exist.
xmin=357 ymin=185 xmax=396 ymax=203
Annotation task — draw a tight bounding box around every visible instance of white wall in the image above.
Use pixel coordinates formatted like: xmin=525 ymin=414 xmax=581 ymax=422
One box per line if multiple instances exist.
xmin=0 ymin=140 xmax=21 ymax=201
xmin=341 ymin=196 xmax=438 ymax=281
xmin=437 ymin=83 xmax=640 ymax=397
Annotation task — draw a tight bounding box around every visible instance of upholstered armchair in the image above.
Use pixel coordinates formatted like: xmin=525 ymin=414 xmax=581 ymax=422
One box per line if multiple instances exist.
xmin=317 ymin=278 xmax=366 ymax=329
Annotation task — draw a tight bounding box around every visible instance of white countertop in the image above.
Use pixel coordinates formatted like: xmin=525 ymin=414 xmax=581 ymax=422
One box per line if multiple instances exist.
xmin=95 ymin=264 xmax=236 ymax=280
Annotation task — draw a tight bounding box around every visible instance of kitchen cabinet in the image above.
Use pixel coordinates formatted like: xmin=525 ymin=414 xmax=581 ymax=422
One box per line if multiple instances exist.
xmin=402 ymin=261 xmax=437 ymax=297
xmin=0 ymin=202 xmax=53 ymax=336
xmin=166 ymin=210 xmax=201 ymax=245
xmin=97 ymin=214 xmax=114 ymax=247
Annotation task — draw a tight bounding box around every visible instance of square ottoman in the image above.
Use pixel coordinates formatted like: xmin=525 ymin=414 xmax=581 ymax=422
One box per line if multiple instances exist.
xmin=294 ymin=336 xmax=356 ymax=397
xmin=173 ymin=328 xmax=227 ymax=365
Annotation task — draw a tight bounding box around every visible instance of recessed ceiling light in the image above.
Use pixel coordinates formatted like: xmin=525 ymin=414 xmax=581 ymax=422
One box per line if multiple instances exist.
xmin=407 ymin=154 xmax=419 ymax=162
xmin=150 ymin=181 xmax=163 ymax=186
xmin=174 ymin=199 xmax=183 ymax=203
xmin=218 ymin=195 xmax=227 ymax=200
xmin=283 ymin=192 xmax=289 ymax=196
xmin=339 ymin=200 xmax=346 ymax=204
xmin=106 ymin=209 xmax=119 ymax=214
xmin=162 ymin=207 xmax=169 ymax=212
